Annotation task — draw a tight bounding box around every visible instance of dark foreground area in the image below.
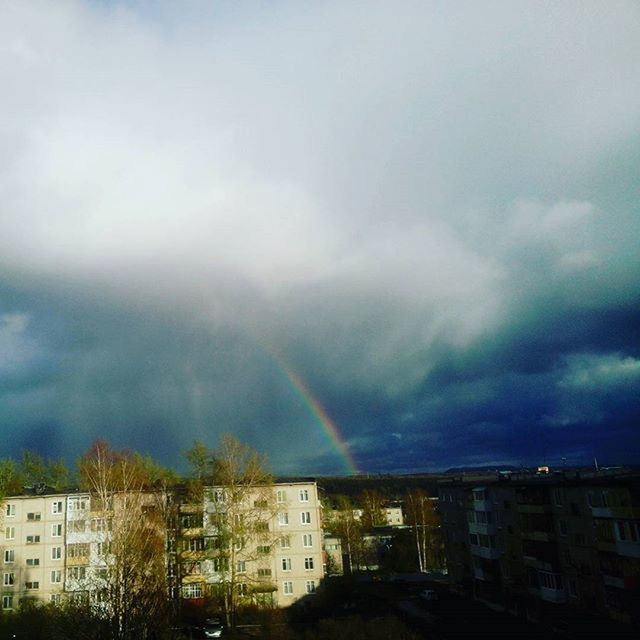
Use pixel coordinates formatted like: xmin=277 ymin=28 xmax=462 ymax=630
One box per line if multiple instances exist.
xmin=1 ymin=575 xmax=637 ymax=640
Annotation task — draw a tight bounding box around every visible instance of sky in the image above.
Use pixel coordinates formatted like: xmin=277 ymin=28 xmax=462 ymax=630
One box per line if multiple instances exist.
xmin=1 ymin=0 xmax=639 ymax=475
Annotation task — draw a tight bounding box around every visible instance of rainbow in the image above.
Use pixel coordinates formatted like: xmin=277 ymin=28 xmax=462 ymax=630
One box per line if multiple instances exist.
xmin=269 ymin=350 xmax=359 ymax=475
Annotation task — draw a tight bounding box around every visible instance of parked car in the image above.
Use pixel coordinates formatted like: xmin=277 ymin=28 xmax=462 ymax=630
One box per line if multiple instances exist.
xmin=202 ymin=617 xmax=224 ymax=638
xmin=419 ymin=589 xmax=438 ymax=602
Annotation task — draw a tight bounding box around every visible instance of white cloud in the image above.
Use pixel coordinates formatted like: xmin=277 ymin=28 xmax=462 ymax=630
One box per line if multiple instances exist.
xmin=559 ymin=353 xmax=640 ymax=390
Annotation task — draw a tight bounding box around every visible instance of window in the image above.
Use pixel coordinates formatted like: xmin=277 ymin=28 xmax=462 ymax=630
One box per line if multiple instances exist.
xmin=277 ymin=490 xmax=287 ymax=503
xmin=305 ymin=580 xmax=316 ymax=594
xmin=51 ymin=570 xmax=62 ymax=584
xmin=303 ymin=534 xmax=313 ymax=548
xmin=213 ymin=557 xmax=229 ymax=572
xmin=50 ymin=594 xmax=62 ymax=605
xmin=278 ymin=512 xmax=289 ymax=526
xmin=26 ymin=534 xmax=40 ymax=544
xmin=258 ymin=568 xmax=272 ymax=577
xmin=188 ymin=538 xmax=205 ymax=552
xmin=67 ymin=567 xmax=87 ymax=580
xmin=51 ymin=547 xmax=62 ymax=560
xmin=283 ymin=580 xmax=293 ymax=595
xmin=301 ymin=512 xmax=311 ymax=525
xmin=27 ymin=512 xmax=41 ymax=521
xmin=281 ymin=558 xmax=292 ymax=571
xmin=256 ymin=522 xmax=269 ymax=533
xmin=257 ymin=545 xmax=271 ymax=554
xmin=3 ymin=573 xmax=15 ymax=586
xmin=299 ymin=489 xmax=309 ymax=502
xmin=52 ymin=501 xmax=63 ymax=514
xmin=469 ymin=533 xmax=479 ymax=546
xmin=237 ymin=582 xmax=248 ymax=596
xmin=91 ymin=518 xmax=111 ymax=533
xmin=559 ymin=520 xmax=568 ymax=536
xmin=254 ymin=499 xmax=268 ymax=508
xmin=553 ymin=489 xmax=563 ymax=507
xmin=4 ymin=527 xmax=15 ymax=541
xmin=26 ymin=558 xmax=40 ymax=567
xmin=25 ymin=581 xmax=40 ymax=590
xmin=68 ymin=543 xmax=90 ymax=558
xmin=539 ymin=572 xmax=562 ymax=590
xmin=213 ymin=488 xmax=226 ymax=503
xmin=181 ymin=514 xmax=201 ymax=529
xmin=280 ymin=535 xmax=291 ymax=549
xmin=182 ymin=583 xmax=203 ymax=599
xmin=51 ymin=523 xmax=63 ymax=537
xmin=68 ymin=497 xmax=88 ymax=511
xmin=69 ymin=520 xmax=86 ymax=533
xmin=97 ymin=541 xmax=111 ymax=556
xmin=236 ymin=560 xmax=246 ymax=573
xmin=3 ymin=550 xmax=14 ymax=564
xmin=2 ymin=595 xmax=13 ymax=610
xmin=5 ymin=504 xmax=15 ymax=517
xmin=304 ymin=557 xmax=314 ymax=570
xmin=184 ymin=561 xmax=201 ymax=576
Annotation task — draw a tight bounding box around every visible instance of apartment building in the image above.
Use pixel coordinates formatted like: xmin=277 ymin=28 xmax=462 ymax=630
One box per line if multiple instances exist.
xmin=175 ymin=481 xmax=324 ymax=608
xmin=2 ymin=480 xmax=325 ymax=613
xmin=438 ymin=470 xmax=640 ymax=627
xmin=2 ymin=492 xmax=67 ymax=610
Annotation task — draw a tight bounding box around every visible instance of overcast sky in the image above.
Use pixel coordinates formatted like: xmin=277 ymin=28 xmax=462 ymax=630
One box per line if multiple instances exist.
xmin=1 ymin=0 xmax=639 ymax=475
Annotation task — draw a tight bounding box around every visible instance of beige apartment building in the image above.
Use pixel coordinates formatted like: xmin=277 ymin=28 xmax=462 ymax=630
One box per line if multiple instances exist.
xmin=2 ymin=493 xmax=67 ymax=610
xmin=177 ymin=481 xmax=325 ymax=608
xmin=2 ymin=481 xmax=326 ymax=612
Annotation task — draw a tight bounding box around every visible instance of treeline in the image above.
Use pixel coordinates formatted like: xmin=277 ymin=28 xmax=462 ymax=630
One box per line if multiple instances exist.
xmin=0 ymin=446 xmax=181 ymax=498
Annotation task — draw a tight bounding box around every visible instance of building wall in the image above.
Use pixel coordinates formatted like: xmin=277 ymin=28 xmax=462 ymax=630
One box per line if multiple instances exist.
xmin=438 ymin=472 xmax=640 ymax=626
xmin=178 ymin=481 xmax=325 ymax=608
xmin=2 ymin=494 xmax=67 ymax=610
xmin=3 ymin=481 xmax=326 ymax=613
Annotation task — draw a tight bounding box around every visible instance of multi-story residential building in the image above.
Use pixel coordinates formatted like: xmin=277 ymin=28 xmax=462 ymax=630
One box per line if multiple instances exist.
xmin=2 ymin=492 xmax=67 ymax=610
xmin=438 ymin=470 xmax=640 ymax=627
xmin=2 ymin=480 xmax=325 ymax=613
xmin=176 ymin=481 xmax=324 ymax=608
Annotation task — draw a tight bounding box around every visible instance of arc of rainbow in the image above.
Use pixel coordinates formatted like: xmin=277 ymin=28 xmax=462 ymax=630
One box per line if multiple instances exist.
xmin=268 ymin=349 xmax=359 ymax=475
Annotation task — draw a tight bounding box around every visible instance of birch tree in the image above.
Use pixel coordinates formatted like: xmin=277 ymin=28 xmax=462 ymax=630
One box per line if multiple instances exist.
xmin=185 ymin=435 xmax=277 ymax=629
xmin=78 ymin=441 xmax=169 ymax=640
xmin=404 ymin=489 xmax=441 ymax=573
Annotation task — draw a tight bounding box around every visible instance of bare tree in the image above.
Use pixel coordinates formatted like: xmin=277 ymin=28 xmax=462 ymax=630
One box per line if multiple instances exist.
xmin=404 ymin=489 xmax=442 ymax=573
xmin=325 ymin=495 xmax=365 ymax=573
xmin=77 ymin=441 xmax=169 ymax=640
xmin=184 ymin=435 xmax=277 ymax=629
xmin=359 ymin=490 xmax=386 ymax=529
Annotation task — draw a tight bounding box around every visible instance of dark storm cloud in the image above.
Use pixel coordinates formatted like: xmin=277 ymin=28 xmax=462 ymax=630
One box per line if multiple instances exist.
xmin=1 ymin=1 xmax=639 ymax=473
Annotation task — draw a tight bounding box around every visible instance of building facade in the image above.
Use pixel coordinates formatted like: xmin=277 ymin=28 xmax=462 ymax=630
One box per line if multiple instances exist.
xmin=2 ymin=493 xmax=67 ymax=610
xmin=2 ymin=481 xmax=324 ymax=612
xmin=438 ymin=470 xmax=640 ymax=626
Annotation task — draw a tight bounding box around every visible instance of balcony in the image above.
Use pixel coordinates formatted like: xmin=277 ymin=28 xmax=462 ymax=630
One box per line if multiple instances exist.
xmin=591 ymin=505 xmax=640 ymax=519
xmin=470 ymin=546 xmax=501 ymax=560
xmin=522 ymin=556 xmax=555 ymax=572
xmin=603 ymin=574 xmax=625 ymax=589
xmin=473 ymin=499 xmax=493 ymax=512
xmin=469 ymin=522 xmax=497 ymax=536
xmin=540 ymin=586 xmax=567 ymax=603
